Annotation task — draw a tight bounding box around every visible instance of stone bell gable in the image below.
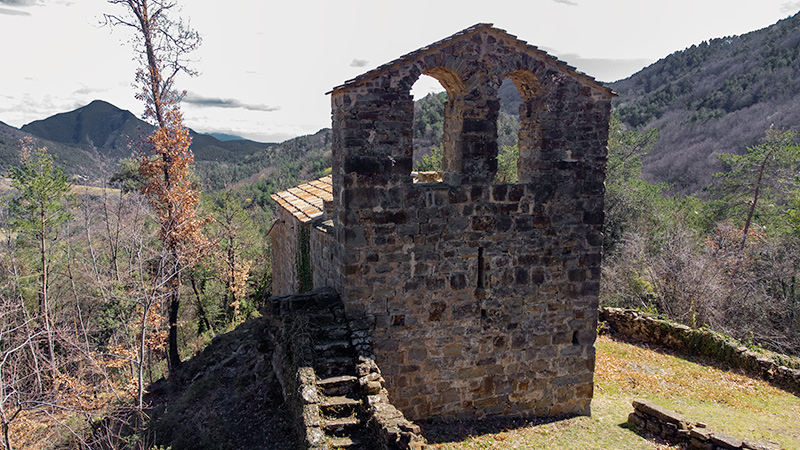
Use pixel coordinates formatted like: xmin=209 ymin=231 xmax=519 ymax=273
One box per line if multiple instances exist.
xmin=328 ymin=23 xmax=614 ymax=187
xmin=294 ymin=23 xmax=614 ymax=421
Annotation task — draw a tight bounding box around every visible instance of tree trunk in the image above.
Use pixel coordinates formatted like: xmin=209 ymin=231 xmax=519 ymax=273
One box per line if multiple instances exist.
xmin=0 ymin=372 xmax=11 ymax=450
xmin=167 ymin=275 xmax=181 ymax=372
xmin=137 ymin=300 xmax=149 ymax=409
xmin=190 ymin=273 xmax=214 ymax=337
xmin=39 ymin=208 xmax=56 ymax=387
xmin=2 ymin=419 xmax=11 ymax=450
xmin=739 ymin=153 xmax=770 ymax=250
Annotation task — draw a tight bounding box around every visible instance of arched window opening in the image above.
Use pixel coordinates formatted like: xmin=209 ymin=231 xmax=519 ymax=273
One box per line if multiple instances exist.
xmin=409 ymin=69 xmax=465 ymax=184
xmin=505 ymin=70 xmax=544 ymax=184
xmin=411 ymin=74 xmax=446 ymax=180
xmin=495 ymin=78 xmax=521 ymax=183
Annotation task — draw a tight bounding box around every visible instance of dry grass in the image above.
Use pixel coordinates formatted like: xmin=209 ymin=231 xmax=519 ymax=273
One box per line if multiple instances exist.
xmin=7 ymin=409 xmax=88 ymax=450
xmin=597 ymin=335 xmax=800 ymax=448
xmin=0 ymin=177 xmax=120 ymax=196
xmin=424 ymin=335 xmax=800 ymax=449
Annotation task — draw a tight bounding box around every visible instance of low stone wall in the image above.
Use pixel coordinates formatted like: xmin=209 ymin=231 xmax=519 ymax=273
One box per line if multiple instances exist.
xmin=600 ymin=307 xmax=800 ymax=394
xmin=628 ymin=399 xmax=782 ymax=450
xmin=349 ymin=318 xmax=427 ymax=449
xmin=269 ymin=293 xmax=327 ymax=448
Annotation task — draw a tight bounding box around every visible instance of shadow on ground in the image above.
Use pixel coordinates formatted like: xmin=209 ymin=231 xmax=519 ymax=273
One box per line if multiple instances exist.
xmin=143 ymin=316 xmax=295 ymax=450
xmin=420 ymin=414 xmax=578 ymax=445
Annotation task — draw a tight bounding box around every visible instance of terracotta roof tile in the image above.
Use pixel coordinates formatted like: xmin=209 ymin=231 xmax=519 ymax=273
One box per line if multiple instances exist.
xmin=270 ymin=175 xmax=333 ymax=223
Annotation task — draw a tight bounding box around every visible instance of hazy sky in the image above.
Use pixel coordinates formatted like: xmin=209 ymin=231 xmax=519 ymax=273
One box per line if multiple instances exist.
xmin=1 ymin=0 xmax=799 ymax=142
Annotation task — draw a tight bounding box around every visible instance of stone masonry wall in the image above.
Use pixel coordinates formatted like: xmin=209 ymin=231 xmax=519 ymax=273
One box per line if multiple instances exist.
xmin=310 ymin=221 xmax=335 ymax=290
xmin=327 ymin=25 xmax=613 ymax=420
xmin=270 ymin=207 xmax=301 ymax=296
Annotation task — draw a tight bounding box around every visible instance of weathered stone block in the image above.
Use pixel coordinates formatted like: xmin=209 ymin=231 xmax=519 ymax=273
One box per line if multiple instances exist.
xmin=646 ymin=420 xmax=662 ymax=435
xmin=690 ymin=438 xmax=715 ymax=450
xmin=743 ymin=440 xmax=782 ymax=450
xmin=710 ymin=433 xmax=743 ymax=449
xmin=633 ymin=399 xmax=685 ymax=425
xmin=691 ymin=427 xmax=713 ymax=441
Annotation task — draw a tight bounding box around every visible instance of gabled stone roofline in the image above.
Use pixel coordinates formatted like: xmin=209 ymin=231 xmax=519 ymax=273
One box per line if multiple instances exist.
xmin=327 ymin=23 xmax=616 ymax=99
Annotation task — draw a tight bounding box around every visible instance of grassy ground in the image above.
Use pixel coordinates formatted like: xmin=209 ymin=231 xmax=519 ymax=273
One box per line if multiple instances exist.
xmin=423 ymin=334 xmax=800 ymax=449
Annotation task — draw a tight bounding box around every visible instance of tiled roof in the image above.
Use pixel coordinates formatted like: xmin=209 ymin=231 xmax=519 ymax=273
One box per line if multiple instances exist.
xmin=270 ymin=175 xmax=333 ymax=223
xmin=328 ymin=23 xmax=615 ymax=98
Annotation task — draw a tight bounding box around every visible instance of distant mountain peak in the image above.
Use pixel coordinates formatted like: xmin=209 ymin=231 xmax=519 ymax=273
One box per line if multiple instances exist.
xmin=207 ymin=132 xmax=245 ymax=142
xmin=20 ymin=100 xmax=144 ymax=151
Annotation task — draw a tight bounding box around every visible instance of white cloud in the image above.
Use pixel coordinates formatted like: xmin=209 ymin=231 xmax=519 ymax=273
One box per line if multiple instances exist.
xmin=182 ymin=92 xmax=280 ymax=112
xmin=0 ymin=0 xmax=37 ymax=6
xmin=1 ymin=0 xmax=797 ymax=142
xmin=780 ymin=1 xmax=800 ymax=13
xmin=0 ymin=7 xmax=29 ymax=15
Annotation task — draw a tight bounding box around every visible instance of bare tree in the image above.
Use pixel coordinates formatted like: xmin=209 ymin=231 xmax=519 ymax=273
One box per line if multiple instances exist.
xmin=106 ymin=0 xmax=211 ymax=372
xmin=74 ymin=186 xmax=173 ymax=409
xmin=0 ymin=295 xmax=45 ymax=450
xmin=7 ymin=141 xmax=75 ymax=387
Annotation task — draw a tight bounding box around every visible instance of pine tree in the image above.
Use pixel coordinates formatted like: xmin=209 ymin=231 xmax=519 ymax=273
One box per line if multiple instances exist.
xmin=714 ymin=127 xmax=800 ymax=250
xmin=7 ymin=139 xmax=74 ymax=384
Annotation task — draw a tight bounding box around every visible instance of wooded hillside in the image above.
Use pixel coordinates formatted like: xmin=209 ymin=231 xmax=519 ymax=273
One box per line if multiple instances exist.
xmin=611 ymin=11 xmax=800 ymax=194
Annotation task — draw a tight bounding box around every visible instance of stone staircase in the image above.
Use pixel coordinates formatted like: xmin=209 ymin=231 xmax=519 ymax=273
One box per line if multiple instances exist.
xmin=309 ymin=303 xmax=370 ymax=449
xmin=271 ymin=288 xmax=427 ymax=450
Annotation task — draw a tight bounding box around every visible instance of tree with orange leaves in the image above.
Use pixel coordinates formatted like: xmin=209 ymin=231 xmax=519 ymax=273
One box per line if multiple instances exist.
xmin=106 ymin=0 xmax=211 ymax=372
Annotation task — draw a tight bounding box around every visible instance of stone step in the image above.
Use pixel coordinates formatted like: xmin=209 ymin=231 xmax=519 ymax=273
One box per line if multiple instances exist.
xmin=313 ymin=339 xmax=352 ymax=356
xmin=318 ymin=375 xmax=358 ymax=396
xmin=315 ymin=355 xmax=356 ymax=377
xmin=329 ymin=306 xmax=347 ymax=321
xmin=320 ymin=395 xmax=361 ymax=416
xmin=314 ymin=324 xmax=350 ymax=341
xmin=305 ymin=311 xmax=340 ymax=326
xmin=322 ymin=415 xmax=361 ymax=436
xmin=328 ymin=436 xmax=363 ymax=449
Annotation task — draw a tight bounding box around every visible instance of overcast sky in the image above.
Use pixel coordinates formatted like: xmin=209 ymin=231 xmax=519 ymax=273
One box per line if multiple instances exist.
xmin=1 ymin=0 xmax=799 ymax=143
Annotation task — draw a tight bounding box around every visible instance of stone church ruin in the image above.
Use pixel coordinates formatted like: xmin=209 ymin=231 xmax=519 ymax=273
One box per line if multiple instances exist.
xmin=269 ymin=23 xmax=614 ymax=425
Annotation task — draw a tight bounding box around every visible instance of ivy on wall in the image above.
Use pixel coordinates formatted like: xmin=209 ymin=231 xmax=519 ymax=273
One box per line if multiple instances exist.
xmin=296 ymin=225 xmax=313 ymax=293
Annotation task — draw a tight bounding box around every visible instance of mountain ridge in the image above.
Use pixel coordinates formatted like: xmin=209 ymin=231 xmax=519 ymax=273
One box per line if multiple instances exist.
xmin=610 ymin=11 xmax=800 ymax=194
xmin=1 ymin=100 xmax=278 ymax=181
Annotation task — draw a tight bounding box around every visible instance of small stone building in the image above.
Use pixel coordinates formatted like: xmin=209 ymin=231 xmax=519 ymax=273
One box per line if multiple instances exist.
xmin=268 ymin=175 xmax=334 ymax=295
xmin=271 ymin=23 xmax=614 ymax=421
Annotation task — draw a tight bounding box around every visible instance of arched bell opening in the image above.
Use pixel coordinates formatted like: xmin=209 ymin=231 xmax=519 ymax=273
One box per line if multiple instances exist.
xmin=408 ymin=67 xmax=466 ymax=184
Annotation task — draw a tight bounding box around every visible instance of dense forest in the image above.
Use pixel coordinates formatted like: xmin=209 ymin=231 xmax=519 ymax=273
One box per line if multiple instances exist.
xmin=612 ymin=11 xmax=800 ymax=194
